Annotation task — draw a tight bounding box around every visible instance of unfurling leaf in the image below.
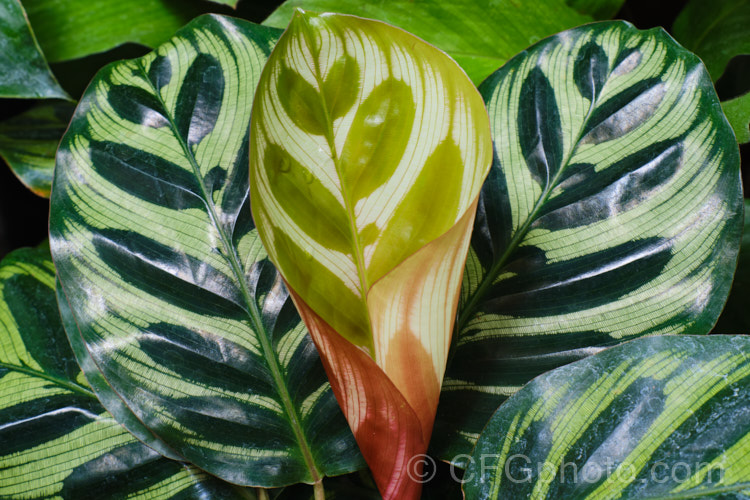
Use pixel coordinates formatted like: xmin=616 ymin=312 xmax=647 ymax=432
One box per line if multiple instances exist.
xmin=249 ymin=10 xmax=492 ymax=499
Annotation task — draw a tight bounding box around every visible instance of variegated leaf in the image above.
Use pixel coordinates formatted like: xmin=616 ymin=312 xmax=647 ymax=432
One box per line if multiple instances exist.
xmin=249 ymin=10 xmax=492 ymax=499
xmin=49 ymin=14 xmax=363 ymax=488
xmin=434 ymin=21 xmax=743 ymax=461
xmin=464 ymin=335 xmax=750 ymax=499
xmin=0 ymin=245 xmax=248 ymax=499
xmin=0 ymin=102 xmax=75 ymax=198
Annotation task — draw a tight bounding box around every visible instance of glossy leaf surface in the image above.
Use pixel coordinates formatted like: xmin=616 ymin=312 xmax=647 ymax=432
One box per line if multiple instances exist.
xmin=50 ymin=14 xmax=363 ymax=487
xmin=23 ymin=0 xmax=203 ymax=62
xmin=263 ymin=0 xmax=592 ymax=85
xmin=713 ymin=199 xmax=750 ymax=333
xmin=0 ymin=102 xmax=74 ymax=197
xmin=722 ymin=92 xmax=750 ymax=144
xmin=464 ymin=335 xmax=750 ymax=499
xmin=672 ymin=0 xmax=750 ymax=81
xmin=434 ymin=21 xmax=743 ymax=461
xmin=0 ymin=0 xmax=68 ymax=99
xmin=0 ymin=245 xmax=247 ymax=499
xmin=250 ymin=11 xmax=492 ymax=499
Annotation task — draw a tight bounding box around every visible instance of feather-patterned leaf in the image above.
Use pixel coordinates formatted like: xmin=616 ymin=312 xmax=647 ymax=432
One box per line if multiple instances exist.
xmin=434 ymin=20 xmax=743 ymax=461
xmin=49 ymin=14 xmax=363 ymax=488
xmin=0 ymin=245 xmax=249 ymax=499
xmin=464 ymin=335 xmax=750 ymax=499
xmin=0 ymin=102 xmax=75 ymax=197
xmin=249 ymin=10 xmax=493 ymax=499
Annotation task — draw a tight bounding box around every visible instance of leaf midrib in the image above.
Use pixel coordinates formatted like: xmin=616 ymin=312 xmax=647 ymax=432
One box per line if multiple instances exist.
xmin=134 ymin=60 xmax=322 ymax=482
xmin=303 ymin=27 xmax=376 ymax=354
xmin=456 ymin=71 xmax=602 ymax=332
xmin=0 ymin=360 xmax=96 ymax=399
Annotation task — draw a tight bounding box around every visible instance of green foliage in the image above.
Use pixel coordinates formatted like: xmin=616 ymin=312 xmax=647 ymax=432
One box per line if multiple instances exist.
xmin=22 ymin=0 xmax=204 ymax=62
xmin=0 ymin=1 xmax=747 ymax=499
xmin=434 ymin=20 xmax=743 ymax=461
xmin=723 ymin=92 xmax=750 ymax=144
xmin=49 ymin=14 xmax=363 ymax=487
xmin=0 ymin=0 xmax=68 ymax=99
xmin=671 ymin=0 xmax=750 ymax=81
xmin=565 ymin=0 xmax=625 ymax=19
xmin=263 ymin=0 xmax=593 ymax=85
xmin=465 ymin=335 xmax=750 ymax=498
xmin=0 ymin=245 xmax=250 ymax=499
xmin=0 ymin=102 xmax=74 ymax=197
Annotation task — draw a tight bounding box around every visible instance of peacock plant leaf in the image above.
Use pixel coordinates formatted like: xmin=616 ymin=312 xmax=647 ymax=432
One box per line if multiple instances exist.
xmin=249 ymin=10 xmax=493 ymax=499
xmin=0 ymin=102 xmax=75 ymax=198
xmin=464 ymin=335 xmax=750 ymax=499
xmin=0 ymin=245 xmax=248 ymax=499
xmin=433 ymin=20 xmax=743 ymax=461
xmin=49 ymin=14 xmax=364 ymax=488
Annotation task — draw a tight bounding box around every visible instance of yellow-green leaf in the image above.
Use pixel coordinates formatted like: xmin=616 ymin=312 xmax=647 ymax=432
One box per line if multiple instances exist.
xmin=249 ymin=10 xmax=492 ymax=499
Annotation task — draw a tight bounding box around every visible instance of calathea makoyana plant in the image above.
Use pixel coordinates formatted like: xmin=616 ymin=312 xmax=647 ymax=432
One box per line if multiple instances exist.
xmin=248 ymin=10 xmax=492 ymax=498
xmin=2 ymin=1 xmax=746 ymax=499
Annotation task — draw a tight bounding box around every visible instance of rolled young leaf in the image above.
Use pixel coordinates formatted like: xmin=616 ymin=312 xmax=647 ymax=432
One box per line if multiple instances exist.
xmin=0 ymin=245 xmax=247 ymax=499
xmin=464 ymin=335 xmax=750 ymax=499
xmin=50 ymin=14 xmax=363 ymax=488
xmin=434 ymin=20 xmax=743 ymax=461
xmin=249 ymin=10 xmax=493 ymax=499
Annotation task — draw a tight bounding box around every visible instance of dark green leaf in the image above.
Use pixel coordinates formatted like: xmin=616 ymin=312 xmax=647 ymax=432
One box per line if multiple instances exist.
xmin=0 ymin=102 xmax=75 ymax=197
xmin=565 ymin=0 xmax=625 ymax=19
xmin=206 ymin=0 xmax=239 ymax=7
xmin=672 ymin=0 xmax=750 ymax=81
xmin=434 ymin=21 xmax=743 ymax=461
xmin=263 ymin=0 xmax=593 ymax=85
xmin=0 ymin=0 xmax=68 ymax=99
xmin=464 ymin=335 xmax=750 ymax=499
xmin=0 ymin=245 xmax=248 ymax=499
xmin=50 ymin=14 xmax=364 ymax=487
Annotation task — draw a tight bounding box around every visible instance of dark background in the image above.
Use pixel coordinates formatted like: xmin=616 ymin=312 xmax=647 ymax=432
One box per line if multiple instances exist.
xmin=0 ymin=0 xmax=747 ymax=260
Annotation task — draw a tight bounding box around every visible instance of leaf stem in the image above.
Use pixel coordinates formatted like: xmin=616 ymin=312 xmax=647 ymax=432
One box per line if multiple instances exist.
xmin=313 ymin=480 xmax=326 ymax=500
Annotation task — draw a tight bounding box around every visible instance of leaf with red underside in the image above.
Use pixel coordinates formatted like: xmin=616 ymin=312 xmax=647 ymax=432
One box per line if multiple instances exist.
xmin=249 ymin=10 xmax=492 ymax=499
